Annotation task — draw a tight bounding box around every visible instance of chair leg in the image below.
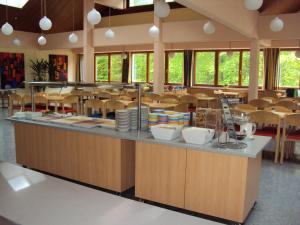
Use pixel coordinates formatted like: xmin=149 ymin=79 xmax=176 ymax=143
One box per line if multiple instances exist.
xmin=274 ymin=134 xmax=280 ymax=163
xmin=280 ymin=139 xmax=286 ymax=164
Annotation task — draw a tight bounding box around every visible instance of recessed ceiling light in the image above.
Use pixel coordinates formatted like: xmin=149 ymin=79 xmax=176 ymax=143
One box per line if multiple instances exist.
xmin=0 ymin=0 xmax=28 ymax=9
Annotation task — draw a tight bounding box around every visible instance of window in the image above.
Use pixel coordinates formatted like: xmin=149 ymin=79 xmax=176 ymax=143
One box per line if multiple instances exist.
xmin=166 ymin=51 xmax=184 ymax=84
xmin=258 ymin=51 xmax=264 ymax=87
xmin=95 ymin=54 xmax=123 ymax=82
xmin=131 ymin=52 xmax=153 ymax=83
xmin=278 ymin=50 xmax=300 ymax=88
xmin=241 ymin=51 xmax=264 ymax=87
xmin=129 ymin=0 xmax=174 ymax=7
xmin=194 ymin=51 xmax=215 ymax=85
xmin=218 ymin=51 xmax=240 ymax=86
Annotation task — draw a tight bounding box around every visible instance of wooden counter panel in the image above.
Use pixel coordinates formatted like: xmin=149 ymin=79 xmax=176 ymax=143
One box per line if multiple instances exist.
xmin=185 ymin=149 xmax=260 ymax=223
xmin=14 ymin=123 xmax=135 ymax=192
xmin=135 ymin=142 xmax=186 ymax=208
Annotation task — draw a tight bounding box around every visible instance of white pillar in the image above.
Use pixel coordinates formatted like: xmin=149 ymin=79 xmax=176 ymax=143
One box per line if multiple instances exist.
xmin=248 ymin=39 xmax=260 ymax=101
xmin=83 ymin=0 xmax=95 ymax=83
xmin=153 ymin=16 xmax=165 ymax=93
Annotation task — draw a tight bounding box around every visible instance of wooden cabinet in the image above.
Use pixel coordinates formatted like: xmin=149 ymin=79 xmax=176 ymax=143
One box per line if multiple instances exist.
xmin=185 ymin=149 xmax=261 ymax=223
xmin=14 ymin=123 xmax=135 ymax=192
xmin=135 ymin=142 xmax=186 ymax=208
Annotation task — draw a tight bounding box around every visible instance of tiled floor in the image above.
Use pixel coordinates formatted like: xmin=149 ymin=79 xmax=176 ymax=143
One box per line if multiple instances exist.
xmin=1 ymin=108 xmax=300 ymax=225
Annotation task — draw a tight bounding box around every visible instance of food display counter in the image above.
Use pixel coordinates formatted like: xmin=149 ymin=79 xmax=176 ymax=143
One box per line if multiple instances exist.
xmin=8 ymin=118 xmax=271 ymax=224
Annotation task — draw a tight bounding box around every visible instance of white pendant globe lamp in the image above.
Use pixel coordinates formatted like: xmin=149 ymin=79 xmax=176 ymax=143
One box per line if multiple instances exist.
xmin=38 ymin=35 xmax=47 ymax=46
xmin=149 ymin=25 xmax=159 ymax=38
xmin=270 ymin=16 xmax=284 ymax=32
xmin=122 ymin=52 xmax=128 ymax=60
xmin=39 ymin=0 xmax=52 ymax=31
xmin=295 ymin=40 xmax=300 ymax=59
xmin=244 ymin=0 xmax=263 ymax=10
xmin=105 ymin=8 xmax=115 ymax=39
xmin=203 ymin=20 xmax=215 ymax=34
xmin=87 ymin=8 xmax=101 ymax=25
xmin=13 ymin=38 xmax=21 ymax=46
xmin=154 ymin=0 xmax=170 ymax=18
xmin=1 ymin=0 xmax=14 ymax=36
xmin=69 ymin=0 xmax=78 ymax=44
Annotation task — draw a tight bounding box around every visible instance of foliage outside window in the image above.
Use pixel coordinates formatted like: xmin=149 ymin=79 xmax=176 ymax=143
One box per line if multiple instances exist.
xmin=258 ymin=52 xmax=264 ymax=87
xmin=218 ymin=51 xmax=240 ymax=86
xmin=241 ymin=51 xmax=264 ymax=87
xmin=129 ymin=0 xmax=174 ymax=7
xmin=131 ymin=52 xmax=154 ymax=83
xmin=167 ymin=52 xmax=184 ymax=84
xmin=194 ymin=51 xmax=215 ymax=85
xmin=95 ymin=54 xmax=122 ymax=82
xmin=278 ymin=50 xmax=300 ymax=88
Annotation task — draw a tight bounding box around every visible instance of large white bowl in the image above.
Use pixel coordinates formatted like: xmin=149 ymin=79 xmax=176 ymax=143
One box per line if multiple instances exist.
xmin=182 ymin=127 xmax=215 ymax=145
xmin=150 ymin=124 xmax=182 ymax=141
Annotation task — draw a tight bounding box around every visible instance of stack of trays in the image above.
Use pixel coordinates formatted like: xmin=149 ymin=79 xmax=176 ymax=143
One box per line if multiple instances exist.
xmin=153 ymin=109 xmax=164 ymax=114
xmin=168 ymin=114 xmax=180 ymax=125
xmin=148 ymin=113 xmax=158 ymax=127
xmin=141 ymin=106 xmax=149 ymax=131
xmin=158 ymin=114 xmax=168 ymax=124
xmin=182 ymin=113 xmax=190 ymax=126
xmin=115 ymin=109 xmax=130 ymax=132
xmin=129 ymin=107 xmax=138 ymax=130
xmin=128 ymin=106 xmax=149 ymax=131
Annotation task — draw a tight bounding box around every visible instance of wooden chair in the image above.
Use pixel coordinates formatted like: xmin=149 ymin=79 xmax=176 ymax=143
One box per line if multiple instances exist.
xmin=35 ymin=96 xmax=49 ymax=111
xmin=141 ymin=96 xmax=153 ymax=103
xmin=105 ymin=100 xmax=126 ymax=118
xmin=281 ymin=114 xmax=300 ymax=164
xmin=174 ymin=103 xmax=189 ymax=112
xmin=126 ymin=91 xmax=138 ymax=100
xmin=127 ymin=101 xmax=148 ymax=108
xmin=274 ymin=100 xmax=298 ymax=111
xmin=158 ymin=96 xmax=179 ymax=104
xmin=149 ymin=93 xmax=161 ymax=102
xmin=264 ymin=106 xmax=293 ymax=113
xmin=8 ymin=93 xmax=22 ymax=116
xmin=179 ymin=95 xmax=198 ymax=105
xmin=234 ymin=104 xmax=257 ymax=114
xmin=84 ymin=99 xmax=104 ymax=117
xmin=21 ymin=95 xmax=32 ymax=112
xmin=97 ymin=91 xmax=112 ymax=100
xmin=118 ymin=95 xmax=132 ymax=101
xmin=62 ymin=95 xmax=79 ymax=114
xmin=249 ymin=99 xmax=271 ymax=110
xmin=249 ymin=111 xmax=281 ymax=163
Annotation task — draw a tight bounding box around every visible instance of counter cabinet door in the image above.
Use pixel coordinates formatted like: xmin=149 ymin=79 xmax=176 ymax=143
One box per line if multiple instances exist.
xmin=135 ymin=141 xmax=186 ymax=208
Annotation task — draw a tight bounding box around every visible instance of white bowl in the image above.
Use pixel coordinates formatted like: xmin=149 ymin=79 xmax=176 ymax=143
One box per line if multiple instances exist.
xmin=182 ymin=127 xmax=215 ymax=145
xmin=150 ymin=124 xmax=182 ymax=141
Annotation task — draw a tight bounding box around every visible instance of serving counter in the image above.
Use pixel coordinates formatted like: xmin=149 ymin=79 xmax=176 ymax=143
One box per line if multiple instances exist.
xmin=9 ymin=118 xmax=271 ymax=224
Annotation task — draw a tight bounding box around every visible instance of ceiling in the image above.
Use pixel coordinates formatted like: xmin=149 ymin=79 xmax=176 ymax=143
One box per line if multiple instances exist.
xmin=0 ymin=0 xmax=299 ymax=34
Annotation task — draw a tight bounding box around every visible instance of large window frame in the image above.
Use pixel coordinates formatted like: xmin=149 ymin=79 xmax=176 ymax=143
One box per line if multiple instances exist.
xmin=165 ymin=50 xmax=184 ymax=85
xmin=94 ymin=53 xmax=123 ymax=83
xmin=130 ymin=51 xmax=153 ymax=83
xmin=193 ymin=49 xmax=264 ymax=88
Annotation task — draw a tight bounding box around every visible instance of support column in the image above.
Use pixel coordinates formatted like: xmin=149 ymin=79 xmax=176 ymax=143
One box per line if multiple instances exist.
xmin=153 ymin=16 xmax=165 ymax=94
xmin=83 ymin=0 xmax=95 ymax=83
xmin=248 ymin=39 xmax=260 ymax=101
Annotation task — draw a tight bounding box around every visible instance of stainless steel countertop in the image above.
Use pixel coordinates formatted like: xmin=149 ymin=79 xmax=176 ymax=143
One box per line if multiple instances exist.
xmin=7 ymin=118 xmax=271 ymax=158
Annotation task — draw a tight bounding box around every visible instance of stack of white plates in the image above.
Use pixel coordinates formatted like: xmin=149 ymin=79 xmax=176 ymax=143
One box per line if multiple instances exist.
xmin=128 ymin=106 xmax=149 ymax=131
xmin=115 ymin=109 xmax=130 ymax=132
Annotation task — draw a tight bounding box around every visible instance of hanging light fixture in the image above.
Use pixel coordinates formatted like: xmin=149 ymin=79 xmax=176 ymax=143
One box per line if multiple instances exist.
xmin=87 ymin=8 xmax=101 ymax=25
xmin=270 ymin=0 xmax=284 ymax=32
xmin=154 ymin=0 xmax=170 ymax=18
xmin=38 ymin=35 xmax=47 ymax=45
xmin=13 ymin=38 xmax=21 ymax=46
xmin=122 ymin=52 xmax=128 ymax=60
xmin=149 ymin=25 xmax=159 ymax=38
xmin=1 ymin=0 xmax=14 ymax=36
xmin=105 ymin=8 xmax=115 ymax=39
xmin=227 ymin=42 xmax=233 ymax=57
xmin=39 ymin=0 xmax=52 ymax=31
xmin=244 ymin=0 xmax=263 ymax=11
xmin=69 ymin=0 xmax=78 ymax=44
xmin=203 ymin=21 xmax=215 ymax=34
xmin=295 ymin=40 xmax=300 ymax=59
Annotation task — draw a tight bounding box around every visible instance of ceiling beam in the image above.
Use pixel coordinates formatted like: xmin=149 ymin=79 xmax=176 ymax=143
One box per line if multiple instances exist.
xmin=175 ymin=0 xmax=259 ymax=39
xmin=95 ymin=0 xmax=125 ymax=9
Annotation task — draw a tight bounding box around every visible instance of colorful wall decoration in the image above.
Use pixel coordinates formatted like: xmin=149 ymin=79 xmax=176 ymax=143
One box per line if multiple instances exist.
xmin=0 ymin=53 xmax=25 ymax=89
xmin=49 ymin=54 xmax=68 ymax=81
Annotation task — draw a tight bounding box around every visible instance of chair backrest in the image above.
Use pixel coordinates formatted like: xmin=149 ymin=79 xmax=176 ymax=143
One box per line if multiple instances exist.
xmin=274 ymin=100 xmax=298 ymax=111
xmin=284 ymin=113 xmax=300 ymax=127
xmin=105 ymin=100 xmax=126 ymax=112
xmin=249 ymin=99 xmax=271 ymax=110
xmin=179 ymin=95 xmax=198 ymax=105
xmin=22 ymin=95 xmax=32 ymax=105
xmin=141 ymin=96 xmax=153 ymax=103
xmin=159 ymin=96 xmax=179 ymax=104
xmin=149 ymin=93 xmax=161 ymax=102
xmin=234 ymin=104 xmax=257 ymax=112
xmin=249 ymin=111 xmax=281 ymax=126
xmin=9 ymin=93 xmax=22 ymax=105
xmin=127 ymin=101 xmax=147 ymax=108
xmin=118 ymin=95 xmax=132 ymax=101
xmin=126 ymin=91 xmax=138 ymax=99
xmin=98 ymin=91 xmax=112 ymax=99
xmin=193 ymin=93 xmax=208 ymax=98
xmin=174 ymin=103 xmax=189 ymax=112
xmin=63 ymin=95 xmax=79 ymax=104
xmin=264 ymin=106 xmax=293 ymax=113
xmin=84 ymin=99 xmax=104 ymax=116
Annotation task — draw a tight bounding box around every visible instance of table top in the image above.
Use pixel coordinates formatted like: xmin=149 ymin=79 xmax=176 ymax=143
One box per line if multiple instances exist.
xmin=145 ymin=102 xmax=177 ymax=109
xmin=0 ymin=162 xmax=222 ymax=225
xmin=46 ymin=95 xmax=64 ymax=101
xmin=101 ymin=99 xmax=133 ymax=106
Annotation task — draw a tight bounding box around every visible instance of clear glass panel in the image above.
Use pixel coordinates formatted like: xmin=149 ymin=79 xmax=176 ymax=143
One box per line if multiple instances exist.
xmin=129 ymin=0 xmax=174 ymax=7
xmin=149 ymin=53 xmax=154 ymax=83
xmin=218 ymin=51 xmax=240 ymax=86
xmin=241 ymin=51 xmax=250 ymax=86
xmin=95 ymin=55 xmax=108 ymax=82
xmin=195 ymin=52 xmax=215 ymax=85
xmin=168 ymin=52 xmax=184 ymax=84
xmin=279 ymin=51 xmax=300 ymax=88
xmin=110 ymin=54 xmax=123 ymax=82
xmin=131 ymin=53 xmax=147 ymax=82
